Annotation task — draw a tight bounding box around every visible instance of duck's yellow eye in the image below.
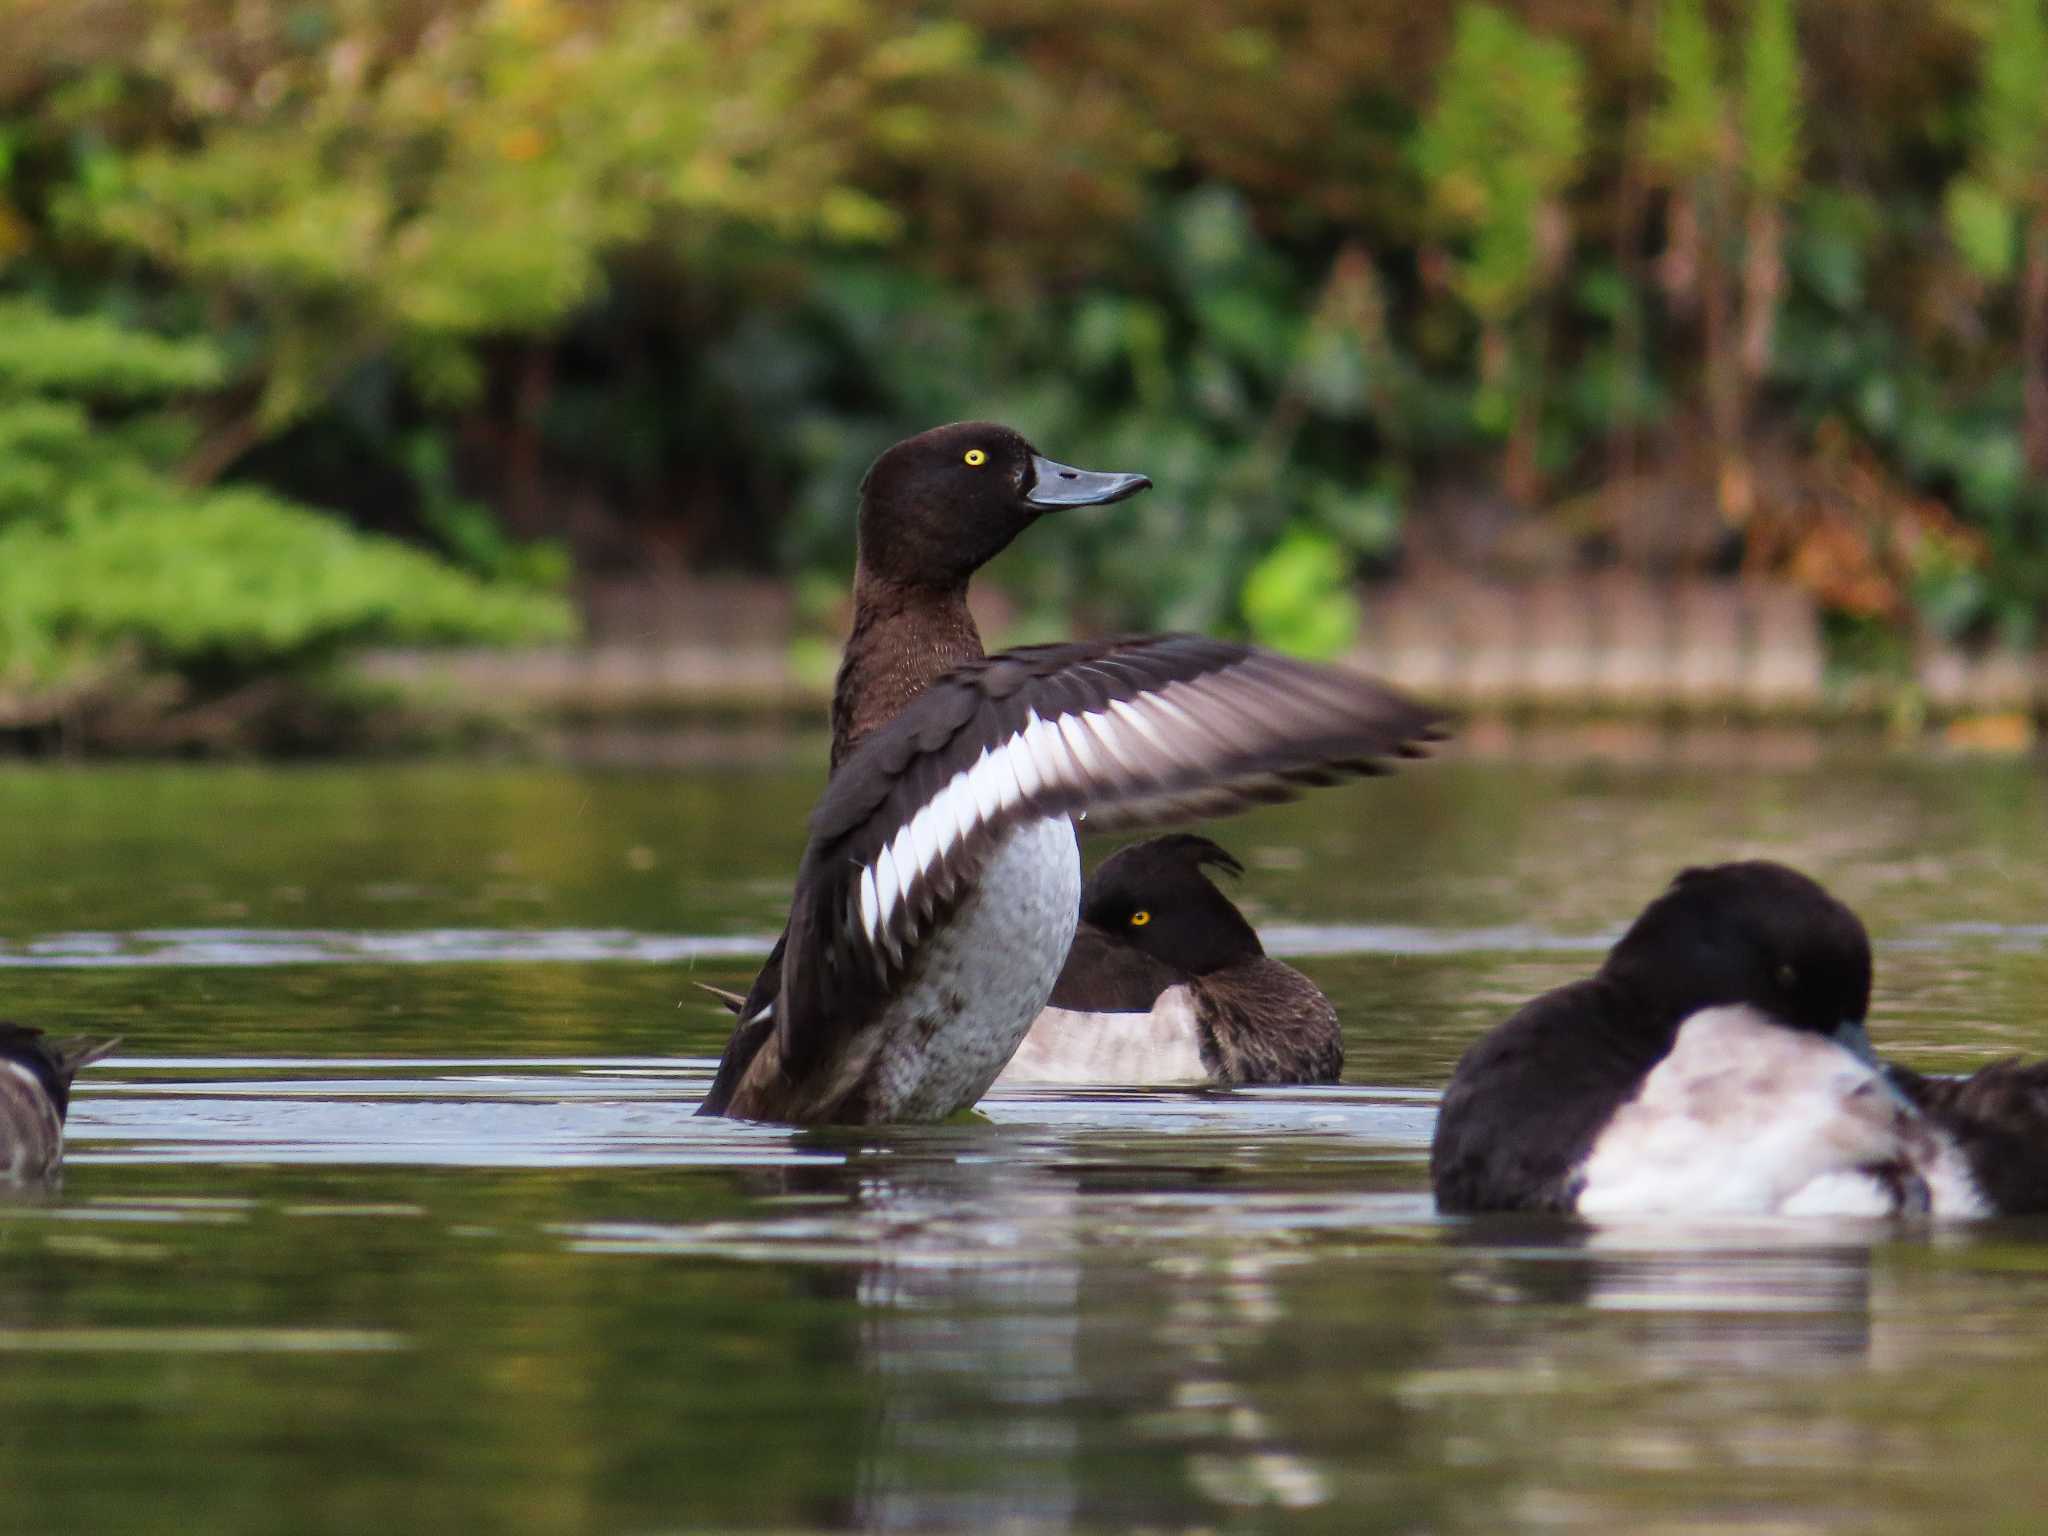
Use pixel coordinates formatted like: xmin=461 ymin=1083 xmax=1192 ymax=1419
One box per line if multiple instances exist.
xmin=963 ymin=448 xmax=987 ymax=467
xmin=1130 ymin=910 xmax=1150 ymax=927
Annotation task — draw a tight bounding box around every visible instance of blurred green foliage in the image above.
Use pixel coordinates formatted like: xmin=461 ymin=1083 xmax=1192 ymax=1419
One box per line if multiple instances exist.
xmin=731 ymin=189 xmax=1411 ymax=641
xmin=1650 ymin=0 xmax=1724 ymax=181
xmin=0 ymin=296 xmax=569 ymax=738
xmin=1411 ymin=5 xmax=1582 ymax=490
xmin=1741 ymin=0 xmax=1803 ymax=202
xmin=1413 ymin=8 xmax=1583 ymax=333
xmin=3 ymin=0 xmax=2048 ymax=734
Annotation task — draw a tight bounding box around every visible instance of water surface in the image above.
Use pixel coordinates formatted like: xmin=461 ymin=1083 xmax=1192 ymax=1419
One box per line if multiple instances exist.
xmin=3 ymin=751 xmax=2047 ymax=1533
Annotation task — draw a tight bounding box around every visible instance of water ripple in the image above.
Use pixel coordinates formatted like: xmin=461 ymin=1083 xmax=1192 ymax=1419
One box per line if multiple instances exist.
xmin=60 ymin=1062 xmax=1438 ymax=1169
xmin=0 ymin=928 xmax=776 ymax=968
xmin=2 ymin=920 xmax=2034 ymax=970
xmin=0 ymin=924 xmax=1619 ymax=968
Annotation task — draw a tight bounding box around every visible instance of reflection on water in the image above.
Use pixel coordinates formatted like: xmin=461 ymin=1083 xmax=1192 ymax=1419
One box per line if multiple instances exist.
xmin=20 ymin=1057 xmax=2048 ymax=1532
xmin=0 ymin=923 xmax=1623 ymax=967
xmin=4 ymin=755 xmax=2048 ymax=1530
xmin=31 ymin=916 xmax=2048 ymax=968
xmin=1433 ymin=1221 xmax=1881 ymax=1377
xmin=0 ymin=929 xmax=778 ymax=967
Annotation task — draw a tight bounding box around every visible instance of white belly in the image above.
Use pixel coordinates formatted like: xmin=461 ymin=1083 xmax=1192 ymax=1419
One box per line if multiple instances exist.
xmin=1575 ymin=1006 xmax=1930 ymax=1218
xmin=867 ymin=817 xmax=1081 ymax=1120
xmin=995 ymin=988 xmax=1211 ymax=1087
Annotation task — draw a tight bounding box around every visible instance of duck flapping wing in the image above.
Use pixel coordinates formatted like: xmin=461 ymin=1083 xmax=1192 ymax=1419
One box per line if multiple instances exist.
xmin=775 ymin=634 xmax=1444 ymax=1083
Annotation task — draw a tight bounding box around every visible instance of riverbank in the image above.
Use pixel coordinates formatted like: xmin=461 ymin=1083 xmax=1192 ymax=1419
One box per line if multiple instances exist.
xmin=355 ymin=571 xmax=2044 ymax=754
xmin=6 ymin=570 xmax=2035 ymax=758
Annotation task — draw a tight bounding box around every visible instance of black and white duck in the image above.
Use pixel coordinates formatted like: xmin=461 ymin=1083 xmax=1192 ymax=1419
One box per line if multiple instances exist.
xmin=1431 ymin=861 xmax=2048 ymax=1218
xmin=0 ymin=1024 xmax=118 ymax=1184
xmin=997 ymin=835 xmax=1341 ymax=1087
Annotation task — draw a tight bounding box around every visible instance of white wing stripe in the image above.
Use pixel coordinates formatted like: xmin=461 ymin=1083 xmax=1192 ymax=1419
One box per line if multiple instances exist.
xmin=967 ymin=748 xmax=1005 ymax=822
xmin=1107 ymin=695 xmax=1176 ymax=758
xmin=890 ymin=824 xmax=920 ymax=910
xmin=909 ymin=799 xmax=941 ymax=885
xmin=876 ymin=842 xmax=904 ymax=929
xmin=1024 ymin=711 xmax=1076 ymax=788
xmin=928 ymin=778 xmax=960 ymax=860
xmin=1070 ymin=708 xmax=1124 ymax=777
xmin=1146 ymin=680 xmax=1237 ymax=752
xmin=1057 ymin=711 xmax=1109 ymax=783
xmin=987 ymin=741 xmax=1025 ymax=812
xmin=1080 ymin=705 xmax=1155 ymax=780
xmin=817 ymin=648 xmax=1433 ymax=998
xmin=943 ymin=769 xmax=979 ymax=850
xmin=858 ymin=866 xmax=882 ymax=941
xmin=1007 ymin=721 xmax=1044 ymax=798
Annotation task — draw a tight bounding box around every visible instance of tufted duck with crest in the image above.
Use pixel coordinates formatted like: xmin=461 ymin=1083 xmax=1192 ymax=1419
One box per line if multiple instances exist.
xmin=700 ymin=421 xmax=1147 ymax=1068
xmin=996 ymin=834 xmax=1341 ymax=1087
xmin=0 ymin=1024 xmax=119 ymax=1185
xmin=1431 ymin=861 xmax=2048 ymax=1218
xmin=827 ymin=422 xmax=1150 ymax=772
xmin=698 ymin=423 xmax=1442 ymax=1124
xmin=704 ymin=635 xmax=1436 ymax=1123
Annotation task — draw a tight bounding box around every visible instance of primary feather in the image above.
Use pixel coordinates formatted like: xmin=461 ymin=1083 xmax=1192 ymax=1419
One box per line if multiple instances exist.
xmin=703 ymin=634 xmax=1441 ymax=1121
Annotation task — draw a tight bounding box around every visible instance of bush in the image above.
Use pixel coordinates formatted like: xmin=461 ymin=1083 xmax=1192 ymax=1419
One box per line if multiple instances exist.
xmin=0 ymin=298 xmax=571 ymax=740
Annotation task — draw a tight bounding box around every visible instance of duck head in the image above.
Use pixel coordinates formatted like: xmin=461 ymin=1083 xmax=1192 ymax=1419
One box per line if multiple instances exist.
xmin=0 ymin=1023 xmax=119 ymax=1120
xmin=1600 ymin=861 xmax=1874 ymax=1053
xmin=1081 ymin=834 xmax=1265 ymax=977
xmin=856 ymin=422 xmax=1150 ymax=591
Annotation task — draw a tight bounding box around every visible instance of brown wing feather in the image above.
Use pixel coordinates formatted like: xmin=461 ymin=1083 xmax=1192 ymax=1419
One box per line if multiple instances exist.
xmin=775 ymin=635 xmax=1443 ymax=1087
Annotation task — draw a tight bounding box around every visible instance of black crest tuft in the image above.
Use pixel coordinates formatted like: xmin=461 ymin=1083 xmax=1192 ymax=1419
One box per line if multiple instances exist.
xmin=1080 ymin=834 xmax=1263 ymax=977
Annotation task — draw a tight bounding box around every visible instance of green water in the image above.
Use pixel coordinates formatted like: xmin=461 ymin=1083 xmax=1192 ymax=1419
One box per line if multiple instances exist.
xmin=3 ymin=750 xmax=2048 ymax=1533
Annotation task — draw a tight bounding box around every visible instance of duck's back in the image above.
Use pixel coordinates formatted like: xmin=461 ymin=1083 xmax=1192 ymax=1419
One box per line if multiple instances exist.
xmin=1003 ymin=934 xmax=1342 ymax=1089
xmin=1890 ymin=1059 xmax=2048 ymax=1215
xmin=999 ymin=993 xmax=1210 ymax=1087
xmin=1196 ymin=959 xmax=1342 ymax=1085
xmin=997 ymin=925 xmax=1205 ymax=1086
xmin=1431 ymin=979 xmax=1660 ymax=1214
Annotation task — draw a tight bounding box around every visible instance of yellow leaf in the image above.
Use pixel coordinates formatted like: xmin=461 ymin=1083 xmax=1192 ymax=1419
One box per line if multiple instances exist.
xmin=500 ymin=126 xmax=546 ymax=163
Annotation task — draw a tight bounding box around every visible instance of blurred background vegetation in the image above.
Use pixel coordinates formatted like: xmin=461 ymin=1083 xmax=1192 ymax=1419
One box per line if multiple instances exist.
xmin=5 ymin=0 xmax=2048 ymax=745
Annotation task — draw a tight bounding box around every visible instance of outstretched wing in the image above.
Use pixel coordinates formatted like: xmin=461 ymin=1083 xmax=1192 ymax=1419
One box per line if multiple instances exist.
xmin=776 ymin=634 xmax=1444 ymax=1084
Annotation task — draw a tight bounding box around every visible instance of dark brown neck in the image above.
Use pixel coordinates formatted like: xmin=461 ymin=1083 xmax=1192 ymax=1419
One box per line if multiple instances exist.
xmin=830 ymin=566 xmax=985 ymax=771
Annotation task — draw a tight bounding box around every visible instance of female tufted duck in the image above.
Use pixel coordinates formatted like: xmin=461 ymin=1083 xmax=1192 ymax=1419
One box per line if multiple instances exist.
xmin=698 ymin=424 xmax=1443 ymax=1124
xmin=702 ymin=421 xmax=1144 ymax=1101
xmin=705 ymin=636 xmax=1438 ymax=1123
xmin=996 ymin=835 xmax=1341 ymax=1087
xmin=0 ymin=1024 xmax=118 ymax=1184
xmin=828 ymin=422 xmax=1149 ymax=772
xmin=1430 ymin=861 xmax=2041 ymax=1218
